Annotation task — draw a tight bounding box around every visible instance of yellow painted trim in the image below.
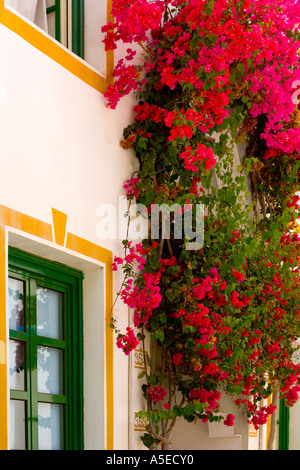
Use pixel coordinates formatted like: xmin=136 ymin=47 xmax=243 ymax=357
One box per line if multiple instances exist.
xmin=0 ymin=0 xmax=114 ymax=95
xmin=52 ymin=208 xmax=67 ymax=246
xmin=0 ymin=205 xmax=114 ymax=450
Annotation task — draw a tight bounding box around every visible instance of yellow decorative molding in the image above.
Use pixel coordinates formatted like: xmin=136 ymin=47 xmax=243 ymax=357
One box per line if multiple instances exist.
xmin=134 ymin=347 xmax=145 ymax=370
xmin=134 ymin=413 xmax=148 ymax=433
xmin=52 ymin=208 xmax=67 ymax=246
xmin=248 ymin=423 xmax=258 ymax=438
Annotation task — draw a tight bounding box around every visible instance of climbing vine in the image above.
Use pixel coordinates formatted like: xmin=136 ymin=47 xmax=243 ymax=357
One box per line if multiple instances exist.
xmin=103 ymin=0 xmax=300 ymax=449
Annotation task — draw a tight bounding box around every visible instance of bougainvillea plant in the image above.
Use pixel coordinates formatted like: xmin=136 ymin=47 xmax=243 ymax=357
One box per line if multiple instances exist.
xmin=103 ymin=0 xmax=300 ymax=449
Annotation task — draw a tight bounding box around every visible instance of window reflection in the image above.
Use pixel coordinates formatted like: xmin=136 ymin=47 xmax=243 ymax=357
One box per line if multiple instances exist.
xmin=9 ymin=340 xmax=25 ymax=391
xmin=37 ymin=287 xmax=63 ymax=339
xmin=37 ymin=346 xmax=63 ymax=395
xmin=38 ymin=403 xmax=64 ymax=450
xmin=8 ymin=278 xmax=25 ymax=332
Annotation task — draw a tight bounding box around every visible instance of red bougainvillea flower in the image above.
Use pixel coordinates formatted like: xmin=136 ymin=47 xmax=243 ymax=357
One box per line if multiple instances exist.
xmin=232 ymin=268 xmax=245 ymax=282
xmin=172 ymin=353 xmax=184 ymax=365
xmin=123 ymin=177 xmax=141 ymax=199
xmin=116 ymin=327 xmax=139 ymax=355
xmin=224 ymin=413 xmax=235 ymax=427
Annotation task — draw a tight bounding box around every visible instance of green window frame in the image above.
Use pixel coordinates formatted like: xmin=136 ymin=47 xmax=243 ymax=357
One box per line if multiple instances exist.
xmin=278 ymin=399 xmax=290 ymax=450
xmin=46 ymin=0 xmax=84 ymax=59
xmin=8 ymin=247 xmax=84 ymax=450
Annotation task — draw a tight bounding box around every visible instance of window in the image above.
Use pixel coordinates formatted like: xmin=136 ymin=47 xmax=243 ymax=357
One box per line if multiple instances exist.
xmin=2 ymin=0 xmax=113 ymax=92
xmin=8 ymin=247 xmax=84 ymax=450
xmin=6 ymin=0 xmax=84 ymax=59
xmin=46 ymin=0 xmax=84 ymax=58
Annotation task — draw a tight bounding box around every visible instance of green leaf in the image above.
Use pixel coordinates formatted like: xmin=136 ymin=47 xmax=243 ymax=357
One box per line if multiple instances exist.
xmin=234 ymin=347 xmax=244 ymax=358
xmin=152 ymin=328 xmax=165 ymax=343
xmin=140 ymin=433 xmax=161 ymax=449
xmin=190 ymin=31 xmax=200 ymax=49
xmin=147 ymin=375 xmax=157 ymax=385
xmin=237 ymin=63 xmax=245 ymax=74
xmin=203 ymin=81 xmax=211 ymax=91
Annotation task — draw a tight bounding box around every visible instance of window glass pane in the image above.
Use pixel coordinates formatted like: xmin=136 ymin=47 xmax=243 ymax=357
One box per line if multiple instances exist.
xmin=10 ymin=400 xmax=26 ymax=450
xmin=8 ymin=278 xmax=25 ymax=332
xmin=37 ymin=346 xmax=64 ymax=395
xmin=9 ymin=340 xmax=25 ymax=391
xmin=38 ymin=403 xmax=64 ymax=450
xmin=46 ymin=10 xmax=56 ymax=38
xmin=5 ymin=0 xmax=48 ymax=32
xmin=46 ymin=0 xmax=56 ymax=8
xmin=36 ymin=287 xmax=63 ymax=339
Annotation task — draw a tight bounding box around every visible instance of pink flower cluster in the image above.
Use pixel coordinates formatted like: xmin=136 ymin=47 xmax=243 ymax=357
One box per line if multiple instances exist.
xmin=147 ymin=385 xmax=167 ymax=403
xmin=189 ymin=388 xmax=221 ymax=414
xmin=248 ymin=404 xmax=277 ymax=430
xmin=123 ymin=177 xmax=141 ymax=200
xmin=102 ymin=0 xmax=163 ymax=49
xmin=120 ymin=272 xmax=162 ymax=327
xmin=232 ymin=268 xmax=245 ymax=282
xmin=172 ymin=353 xmax=184 ymax=366
xmin=285 ymin=386 xmax=300 ymax=407
xmin=230 ymin=291 xmax=251 ymax=309
xmin=224 ymin=413 xmax=235 ymax=427
xmin=116 ymin=327 xmax=139 ymax=355
xmin=229 ymin=230 xmax=241 ymax=244
xmin=180 ymin=144 xmax=216 ymax=173
xmin=266 ymin=341 xmax=281 ymax=359
xmin=112 ymin=242 xmax=148 ymax=272
xmin=134 ymin=102 xmax=167 ymax=123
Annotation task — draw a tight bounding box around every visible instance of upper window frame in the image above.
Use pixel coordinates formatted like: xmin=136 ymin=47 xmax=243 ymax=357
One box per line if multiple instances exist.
xmin=0 ymin=0 xmax=114 ymax=94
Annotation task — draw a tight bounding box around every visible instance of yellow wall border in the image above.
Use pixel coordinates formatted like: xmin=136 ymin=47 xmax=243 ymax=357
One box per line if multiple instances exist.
xmin=0 ymin=0 xmax=114 ymax=94
xmin=0 ymin=205 xmax=114 ymax=450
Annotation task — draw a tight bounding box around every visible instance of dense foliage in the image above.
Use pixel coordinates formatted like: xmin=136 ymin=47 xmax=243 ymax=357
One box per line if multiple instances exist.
xmin=103 ymin=0 xmax=300 ymax=449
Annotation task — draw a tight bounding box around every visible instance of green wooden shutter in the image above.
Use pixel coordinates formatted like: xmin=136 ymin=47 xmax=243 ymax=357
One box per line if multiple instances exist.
xmin=72 ymin=0 xmax=85 ymax=59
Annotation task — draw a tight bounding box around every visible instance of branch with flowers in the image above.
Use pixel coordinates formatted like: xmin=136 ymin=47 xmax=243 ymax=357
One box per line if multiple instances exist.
xmin=103 ymin=0 xmax=300 ymax=449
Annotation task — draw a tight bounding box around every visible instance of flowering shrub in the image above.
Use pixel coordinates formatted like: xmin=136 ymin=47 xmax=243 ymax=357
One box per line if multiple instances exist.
xmin=103 ymin=0 xmax=300 ymax=449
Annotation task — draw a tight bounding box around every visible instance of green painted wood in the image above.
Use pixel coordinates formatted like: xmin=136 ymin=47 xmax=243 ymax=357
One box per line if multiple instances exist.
xmin=72 ymin=0 xmax=85 ymax=59
xmin=46 ymin=0 xmax=61 ymax=43
xmin=279 ymin=399 xmax=290 ymax=450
